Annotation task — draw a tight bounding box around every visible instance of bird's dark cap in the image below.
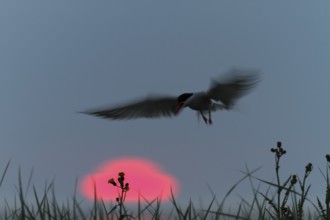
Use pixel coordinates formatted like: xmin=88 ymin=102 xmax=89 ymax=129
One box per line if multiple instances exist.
xmin=177 ymin=93 xmax=193 ymax=103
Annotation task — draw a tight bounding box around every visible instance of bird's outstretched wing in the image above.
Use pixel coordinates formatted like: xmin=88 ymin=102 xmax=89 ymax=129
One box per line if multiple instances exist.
xmin=207 ymin=69 xmax=260 ymax=109
xmin=84 ymin=96 xmax=179 ymax=120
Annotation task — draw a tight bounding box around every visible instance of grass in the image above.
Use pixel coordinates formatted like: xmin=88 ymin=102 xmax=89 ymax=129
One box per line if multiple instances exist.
xmin=1 ymin=141 xmax=330 ymax=220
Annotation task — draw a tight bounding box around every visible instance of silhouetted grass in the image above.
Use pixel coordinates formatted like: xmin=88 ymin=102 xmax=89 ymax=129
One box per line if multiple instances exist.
xmin=1 ymin=142 xmax=330 ymax=219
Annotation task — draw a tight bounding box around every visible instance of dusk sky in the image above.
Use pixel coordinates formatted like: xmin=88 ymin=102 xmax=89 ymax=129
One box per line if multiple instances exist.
xmin=1 ymin=0 xmax=330 ymax=207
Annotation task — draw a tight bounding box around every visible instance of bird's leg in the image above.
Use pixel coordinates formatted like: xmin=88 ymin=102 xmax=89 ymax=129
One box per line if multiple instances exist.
xmin=208 ymin=108 xmax=212 ymax=124
xmin=199 ymin=111 xmax=209 ymax=124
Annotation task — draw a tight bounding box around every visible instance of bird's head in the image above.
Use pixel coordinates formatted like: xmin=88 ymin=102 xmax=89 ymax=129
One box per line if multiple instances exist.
xmin=176 ymin=93 xmax=193 ymax=113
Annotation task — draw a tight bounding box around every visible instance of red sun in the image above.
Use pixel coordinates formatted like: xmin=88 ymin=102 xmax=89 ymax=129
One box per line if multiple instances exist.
xmin=80 ymin=157 xmax=180 ymax=202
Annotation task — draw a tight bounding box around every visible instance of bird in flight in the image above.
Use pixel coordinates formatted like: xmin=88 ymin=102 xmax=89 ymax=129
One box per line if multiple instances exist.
xmin=84 ymin=68 xmax=260 ymax=125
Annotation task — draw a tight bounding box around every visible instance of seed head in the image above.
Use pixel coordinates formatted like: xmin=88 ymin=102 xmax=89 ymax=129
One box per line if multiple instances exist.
xmin=326 ymin=154 xmax=330 ymax=163
xmin=108 ymin=178 xmax=117 ymax=186
xmin=305 ymin=163 xmax=313 ymax=174
xmin=124 ymin=183 xmax=130 ymax=191
xmin=118 ymin=172 xmax=125 ymax=178
xmin=291 ymin=175 xmax=297 ymax=185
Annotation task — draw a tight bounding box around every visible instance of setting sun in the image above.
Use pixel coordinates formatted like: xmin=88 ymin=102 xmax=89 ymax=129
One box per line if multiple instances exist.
xmin=80 ymin=157 xmax=180 ymax=202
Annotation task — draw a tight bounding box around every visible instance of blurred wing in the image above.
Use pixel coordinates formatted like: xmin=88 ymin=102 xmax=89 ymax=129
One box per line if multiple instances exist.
xmin=84 ymin=96 xmax=179 ymax=120
xmin=207 ymin=69 xmax=260 ymax=109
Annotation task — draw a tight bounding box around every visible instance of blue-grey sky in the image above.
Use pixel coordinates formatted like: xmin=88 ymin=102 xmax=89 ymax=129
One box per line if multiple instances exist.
xmin=1 ymin=0 xmax=330 ymax=206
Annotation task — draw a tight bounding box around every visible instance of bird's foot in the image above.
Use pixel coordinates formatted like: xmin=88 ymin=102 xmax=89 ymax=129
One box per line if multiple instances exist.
xmin=207 ymin=109 xmax=212 ymax=125
xmin=203 ymin=117 xmax=212 ymax=125
xmin=202 ymin=116 xmax=208 ymax=124
xmin=200 ymin=111 xmax=212 ymax=125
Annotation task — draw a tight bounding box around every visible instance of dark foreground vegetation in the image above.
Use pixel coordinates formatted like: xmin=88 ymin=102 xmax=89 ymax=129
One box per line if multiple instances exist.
xmin=1 ymin=142 xmax=330 ymax=220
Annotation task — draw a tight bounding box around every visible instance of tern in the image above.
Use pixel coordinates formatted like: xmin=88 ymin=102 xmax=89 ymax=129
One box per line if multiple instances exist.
xmin=84 ymin=68 xmax=260 ymax=125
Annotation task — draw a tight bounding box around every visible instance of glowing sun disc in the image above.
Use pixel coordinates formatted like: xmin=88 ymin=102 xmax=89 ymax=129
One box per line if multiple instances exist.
xmin=80 ymin=157 xmax=180 ymax=202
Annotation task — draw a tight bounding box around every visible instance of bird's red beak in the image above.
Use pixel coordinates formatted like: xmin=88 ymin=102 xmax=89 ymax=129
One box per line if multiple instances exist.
xmin=175 ymin=103 xmax=183 ymax=114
